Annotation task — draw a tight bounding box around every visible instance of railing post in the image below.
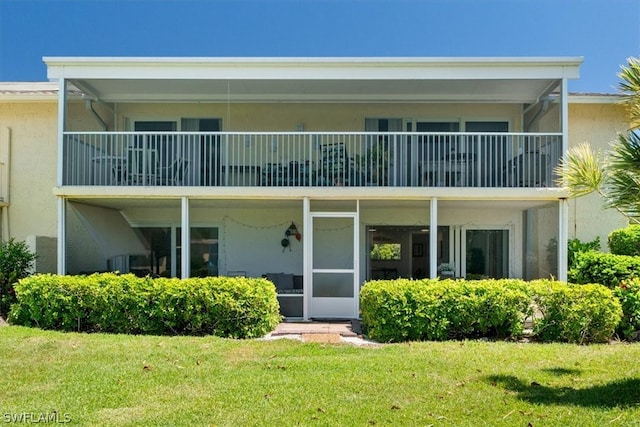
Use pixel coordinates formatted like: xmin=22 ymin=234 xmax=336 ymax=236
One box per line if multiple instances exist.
xmin=224 ymin=133 xmax=229 ymax=186
xmin=57 ymin=79 xmax=66 ymax=187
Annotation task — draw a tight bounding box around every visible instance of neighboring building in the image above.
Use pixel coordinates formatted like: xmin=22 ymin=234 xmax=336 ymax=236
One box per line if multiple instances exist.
xmin=0 ymin=56 xmax=629 ymax=319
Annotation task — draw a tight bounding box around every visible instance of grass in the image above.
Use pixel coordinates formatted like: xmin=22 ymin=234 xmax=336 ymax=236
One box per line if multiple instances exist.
xmin=1 ymin=326 xmax=640 ymax=426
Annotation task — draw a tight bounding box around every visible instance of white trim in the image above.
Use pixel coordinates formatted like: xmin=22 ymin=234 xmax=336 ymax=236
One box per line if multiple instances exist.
xmin=57 ymin=197 xmax=66 ymax=275
xmin=569 ymin=94 xmax=622 ymax=104
xmin=45 ymin=56 xmax=584 ymax=81
xmin=57 ymin=79 xmax=66 ymax=187
xmin=180 ymin=197 xmax=190 ymax=279
xmin=561 ymin=78 xmax=569 ymax=157
xmin=429 ymin=198 xmax=438 ymax=279
xmin=53 ymin=184 xmax=571 ymax=201
xmin=558 ymin=199 xmax=569 ymax=281
xmin=303 ymin=197 xmax=311 ymax=321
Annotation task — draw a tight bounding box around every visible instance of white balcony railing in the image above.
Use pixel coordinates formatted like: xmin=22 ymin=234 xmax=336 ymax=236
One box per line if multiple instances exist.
xmin=62 ymin=132 xmax=562 ymax=188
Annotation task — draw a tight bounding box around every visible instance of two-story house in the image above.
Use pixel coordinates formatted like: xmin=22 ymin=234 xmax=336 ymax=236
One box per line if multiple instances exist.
xmin=38 ymin=56 xmax=585 ymax=319
xmin=12 ymin=57 xmax=629 ymax=320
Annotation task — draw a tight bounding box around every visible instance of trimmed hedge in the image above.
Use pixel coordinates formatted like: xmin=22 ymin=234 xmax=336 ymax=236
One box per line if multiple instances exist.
xmin=569 ymin=251 xmax=640 ymax=288
xmin=360 ymin=279 xmax=532 ymax=342
xmin=9 ymin=273 xmax=281 ymax=338
xmin=608 ymin=225 xmax=640 ymax=256
xmin=530 ymin=280 xmax=622 ymax=344
xmin=360 ymin=279 xmax=622 ymax=344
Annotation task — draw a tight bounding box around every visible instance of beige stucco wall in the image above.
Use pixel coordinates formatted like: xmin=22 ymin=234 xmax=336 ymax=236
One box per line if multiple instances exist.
xmin=0 ymin=101 xmax=58 ymax=240
xmin=0 ymin=98 xmax=107 ymax=271
xmin=113 ymin=102 xmax=527 ymax=132
xmin=567 ymin=102 xmax=629 ymax=248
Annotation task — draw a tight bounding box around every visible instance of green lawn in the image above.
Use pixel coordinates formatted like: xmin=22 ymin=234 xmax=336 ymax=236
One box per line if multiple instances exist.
xmin=1 ymin=326 xmax=639 ymax=426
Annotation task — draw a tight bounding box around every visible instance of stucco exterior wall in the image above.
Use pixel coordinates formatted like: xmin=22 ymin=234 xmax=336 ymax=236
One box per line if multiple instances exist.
xmin=114 ymin=102 xmax=527 ymax=132
xmin=0 ymin=101 xmax=58 ymax=240
xmin=0 ymin=99 xmax=107 ymax=272
xmin=567 ymin=102 xmax=629 ymax=247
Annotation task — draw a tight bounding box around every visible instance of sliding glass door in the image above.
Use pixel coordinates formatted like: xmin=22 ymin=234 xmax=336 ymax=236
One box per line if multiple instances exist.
xmin=464 ymin=228 xmax=509 ymax=279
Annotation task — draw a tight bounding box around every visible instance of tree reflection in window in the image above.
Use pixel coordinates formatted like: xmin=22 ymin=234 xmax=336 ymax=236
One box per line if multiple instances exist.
xmin=370 ymin=243 xmax=401 ymax=260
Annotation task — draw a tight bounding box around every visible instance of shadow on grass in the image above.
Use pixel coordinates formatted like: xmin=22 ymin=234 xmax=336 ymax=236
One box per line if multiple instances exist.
xmin=541 ymin=367 xmax=583 ymax=376
xmin=486 ymin=375 xmax=640 ymax=408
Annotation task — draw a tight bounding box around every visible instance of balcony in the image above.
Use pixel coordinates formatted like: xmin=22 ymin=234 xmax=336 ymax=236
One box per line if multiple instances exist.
xmin=62 ymin=132 xmax=561 ymax=189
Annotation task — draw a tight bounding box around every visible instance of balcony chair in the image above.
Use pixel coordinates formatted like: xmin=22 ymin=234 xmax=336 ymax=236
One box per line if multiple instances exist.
xmin=319 ymin=143 xmax=357 ymax=186
xmin=158 ymin=158 xmax=190 ymax=186
xmin=127 ymin=147 xmax=159 ymax=185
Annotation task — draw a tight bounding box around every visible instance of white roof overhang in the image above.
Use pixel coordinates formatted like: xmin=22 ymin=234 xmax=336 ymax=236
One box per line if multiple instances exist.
xmin=44 ymin=56 xmax=583 ymax=104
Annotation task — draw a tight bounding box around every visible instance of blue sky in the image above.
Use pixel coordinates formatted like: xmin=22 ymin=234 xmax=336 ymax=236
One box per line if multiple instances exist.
xmin=1 ymin=0 xmax=639 ymax=93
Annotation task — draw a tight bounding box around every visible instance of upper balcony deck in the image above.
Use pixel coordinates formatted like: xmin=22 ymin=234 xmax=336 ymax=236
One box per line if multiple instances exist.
xmin=63 ymin=131 xmax=562 ymax=189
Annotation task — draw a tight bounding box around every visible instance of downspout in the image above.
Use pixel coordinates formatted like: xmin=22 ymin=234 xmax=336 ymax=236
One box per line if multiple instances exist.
xmin=524 ymin=99 xmax=550 ymax=131
xmin=1 ymin=127 xmax=10 ymax=241
xmin=85 ymin=99 xmax=108 ymax=131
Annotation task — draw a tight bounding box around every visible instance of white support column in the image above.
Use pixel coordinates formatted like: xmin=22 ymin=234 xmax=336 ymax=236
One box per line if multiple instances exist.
xmin=429 ymin=197 xmax=438 ymax=279
xmin=558 ymin=198 xmax=569 ymax=281
xmin=181 ymin=196 xmax=190 ymax=279
xmin=561 ymin=77 xmax=569 ymax=157
xmin=57 ymin=197 xmax=66 ymax=275
xmin=354 ymin=200 xmax=360 ymax=316
xmin=57 ymin=79 xmax=66 ymax=187
xmin=56 ymin=79 xmax=67 ymax=275
xmin=558 ymin=77 xmax=570 ymax=282
xmin=303 ymin=197 xmax=311 ymax=321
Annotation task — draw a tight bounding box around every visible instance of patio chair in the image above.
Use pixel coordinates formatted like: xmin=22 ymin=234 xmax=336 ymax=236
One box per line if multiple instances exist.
xmin=127 ymin=147 xmax=159 ymax=185
xmin=320 ymin=143 xmax=356 ymax=186
xmin=157 ymin=158 xmax=190 ymax=186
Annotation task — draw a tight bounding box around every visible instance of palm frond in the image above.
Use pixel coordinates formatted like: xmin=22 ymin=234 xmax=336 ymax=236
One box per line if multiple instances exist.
xmin=618 ymin=57 xmax=640 ymax=129
xmin=606 ymin=131 xmax=640 ymax=220
xmin=555 ymin=142 xmax=609 ymax=198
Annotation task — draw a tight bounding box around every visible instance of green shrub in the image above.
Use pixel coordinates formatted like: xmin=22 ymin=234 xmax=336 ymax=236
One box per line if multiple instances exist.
xmin=613 ymin=279 xmax=640 ymax=340
xmin=360 ymin=278 xmax=622 ymax=344
xmin=359 ymin=279 xmax=449 ymax=342
xmin=530 ymin=280 xmax=622 ymax=344
xmin=360 ymin=279 xmax=532 ymax=342
xmin=568 ymin=237 xmax=601 ymax=269
xmin=568 ymin=251 xmax=640 ymax=288
xmin=9 ymin=273 xmax=281 ymax=338
xmin=608 ymin=225 xmax=640 ymax=256
xmin=0 ymin=239 xmax=36 ymax=317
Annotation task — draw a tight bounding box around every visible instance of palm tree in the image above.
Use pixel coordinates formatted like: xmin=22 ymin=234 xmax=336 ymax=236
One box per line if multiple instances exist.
xmin=618 ymin=57 xmax=640 ymax=129
xmin=557 ymin=57 xmax=640 ymax=224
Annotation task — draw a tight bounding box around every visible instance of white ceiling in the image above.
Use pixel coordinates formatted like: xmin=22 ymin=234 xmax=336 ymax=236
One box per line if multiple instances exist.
xmin=71 ymin=78 xmax=560 ymax=104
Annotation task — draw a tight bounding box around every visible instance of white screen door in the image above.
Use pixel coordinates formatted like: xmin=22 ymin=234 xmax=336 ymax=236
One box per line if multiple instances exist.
xmin=309 ymin=213 xmax=359 ymax=319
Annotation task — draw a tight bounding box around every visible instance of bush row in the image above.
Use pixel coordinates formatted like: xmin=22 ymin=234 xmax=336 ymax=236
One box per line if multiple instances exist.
xmin=608 ymin=225 xmax=640 ymax=256
xmin=9 ymin=273 xmax=281 ymax=338
xmin=569 ymin=251 xmax=640 ymax=288
xmin=360 ymin=279 xmax=623 ymax=344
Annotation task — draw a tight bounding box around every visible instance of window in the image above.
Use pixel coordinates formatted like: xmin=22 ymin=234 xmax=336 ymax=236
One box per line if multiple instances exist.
xmin=182 ymin=227 xmax=219 ymax=278
xmin=129 ymin=226 xmax=219 ymax=278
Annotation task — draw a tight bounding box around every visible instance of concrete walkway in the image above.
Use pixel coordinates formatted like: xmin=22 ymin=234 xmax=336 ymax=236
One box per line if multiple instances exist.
xmin=271 ymin=320 xmax=360 ymax=337
xmin=263 ymin=320 xmax=379 ymax=346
